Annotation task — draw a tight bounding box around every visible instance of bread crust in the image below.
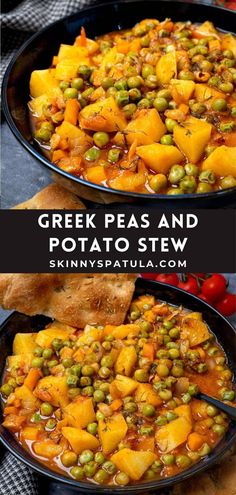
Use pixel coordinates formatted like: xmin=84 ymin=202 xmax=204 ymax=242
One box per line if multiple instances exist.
xmin=0 ymin=273 xmax=137 ymax=327
xmin=12 ymin=183 xmax=85 ymax=210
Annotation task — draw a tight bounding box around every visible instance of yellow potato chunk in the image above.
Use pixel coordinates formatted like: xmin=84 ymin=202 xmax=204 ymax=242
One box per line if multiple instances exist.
xmin=135 ymin=383 xmax=162 ymax=407
xmin=110 ymin=375 xmax=138 ymax=398
xmin=115 ymin=346 xmax=137 ymax=376
xmin=170 ymin=79 xmax=195 ymax=103
xmin=7 ymin=354 xmax=33 ymax=371
xmin=136 ymin=143 xmax=184 ymax=174
xmin=15 ymin=384 xmax=38 ymax=410
xmin=221 ymin=34 xmax=236 ymax=57
xmin=156 ymin=416 xmax=192 ymax=453
xmin=86 ymin=166 xmax=107 ymax=185
xmin=21 ymin=426 xmax=40 ymax=441
xmin=202 ymin=146 xmax=236 ymax=178
xmin=55 ymin=58 xmax=89 ymax=81
xmin=13 ymin=333 xmax=37 ymax=355
xmin=98 ymin=413 xmax=128 ymax=455
xmin=62 ymin=427 xmax=99 ymax=454
xmin=124 ymin=109 xmax=166 ymax=145
xmin=173 ymin=116 xmax=212 ymax=163
xmin=156 ymin=51 xmax=177 ymax=86
xmin=79 ymin=97 xmax=127 ymax=132
xmin=30 ymin=69 xmax=59 ymax=98
xmin=104 ymin=324 xmax=140 ymax=340
xmin=33 ymin=440 xmax=63 ymax=459
xmin=181 ymin=318 xmax=210 ymax=347
xmin=174 ymin=404 xmax=192 ymax=423
xmin=111 ymin=448 xmax=157 ymax=480
xmin=57 ymin=44 xmax=88 ymax=61
xmin=35 ymin=321 xmax=75 ymax=348
xmin=34 ymin=376 xmax=69 ymax=408
xmin=63 ymin=398 xmax=96 ymax=428
xmin=194 ymin=84 xmax=226 ymax=108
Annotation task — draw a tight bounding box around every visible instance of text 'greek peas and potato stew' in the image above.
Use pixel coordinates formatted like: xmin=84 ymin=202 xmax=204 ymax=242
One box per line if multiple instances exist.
xmin=29 ymin=19 xmax=236 ymax=195
xmin=1 ymin=295 xmax=235 ymax=485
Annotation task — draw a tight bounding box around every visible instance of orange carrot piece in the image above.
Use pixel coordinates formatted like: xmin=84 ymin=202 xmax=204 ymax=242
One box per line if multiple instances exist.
xmin=52 ymin=149 xmax=67 ymax=162
xmin=188 ymin=432 xmax=205 ymax=451
xmin=143 ymin=343 xmax=155 ymax=361
xmin=110 ymin=399 xmax=123 ymax=411
xmin=4 ymin=406 xmax=19 ymax=415
xmin=116 ymin=40 xmax=130 ymax=54
xmin=64 ymin=99 xmax=80 ymax=126
xmin=24 ymin=368 xmax=42 ymax=391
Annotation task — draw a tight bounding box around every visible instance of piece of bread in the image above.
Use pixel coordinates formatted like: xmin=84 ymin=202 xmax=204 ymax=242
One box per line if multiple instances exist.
xmin=0 ymin=273 xmax=137 ymax=327
xmin=12 ymin=183 xmax=85 ymax=210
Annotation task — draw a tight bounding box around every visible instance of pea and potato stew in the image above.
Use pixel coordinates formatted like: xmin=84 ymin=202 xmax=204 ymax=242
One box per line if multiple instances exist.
xmin=1 ymin=295 xmax=235 ymax=486
xmin=28 ymin=19 xmax=236 ymax=195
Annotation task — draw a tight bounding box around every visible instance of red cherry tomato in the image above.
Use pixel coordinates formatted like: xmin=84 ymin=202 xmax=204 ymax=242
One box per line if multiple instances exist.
xmin=155 ymin=274 xmax=179 ymax=286
xmin=141 ymin=273 xmax=158 ymax=280
xmin=198 ymin=293 xmax=211 ymax=303
xmin=178 ymin=276 xmax=199 ymax=295
xmin=215 ymin=293 xmax=236 ymax=316
xmin=201 ymin=274 xmax=227 ymax=302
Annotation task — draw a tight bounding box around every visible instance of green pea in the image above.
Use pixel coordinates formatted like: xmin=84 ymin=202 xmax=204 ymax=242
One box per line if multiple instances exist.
xmin=142 ymin=64 xmax=155 ymax=79
xmin=93 ymin=131 xmax=109 ymax=148
xmin=153 ymin=97 xmax=168 ymax=112
xmin=197 ymin=183 xmax=213 ymax=193
xmin=172 ymin=365 xmax=184 ymax=377
xmin=46 ymin=418 xmax=56 ymax=429
xmin=191 ymin=103 xmax=206 ymax=115
xmin=123 ymin=103 xmax=137 ymax=118
xmin=127 ymin=76 xmax=142 ymax=89
xmin=114 ymin=78 xmax=128 ymax=91
xmin=34 ymin=346 xmax=43 ymax=356
xmin=101 ymin=77 xmax=114 ymax=89
xmin=94 ymin=452 xmax=105 ymax=465
xmin=141 ymin=403 xmax=155 ymax=417
xmin=47 ymin=359 xmax=58 ymax=368
xmin=81 ymin=365 xmax=94 ymax=376
xmin=182 ymin=392 xmax=191 ymax=404
xmin=101 ymin=355 xmax=113 ymax=368
xmin=166 ymin=411 xmax=178 ymax=422
xmin=130 ymin=309 xmax=140 ymax=320
xmin=107 ymin=148 xmax=120 ymax=163
xmin=169 ymin=327 xmax=180 ymax=339
xmin=197 ymin=363 xmax=208 ymax=373
xmin=129 ymin=88 xmax=142 ymax=102
xmin=31 ymin=357 xmax=44 ymax=368
xmin=184 ymin=164 xmax=199 ymax=177
xmin=160 ymin=134 xmax=173 ymax=146
xmin=70 ymin=364 xmax=81 ymax=376
xmin=222 ymin=390 xmax=235 ymax=401
xmin=162 ymin=454 xmax=175 ymax=465
xmin=52 ymin=338 xmax=63 ymax=351
xmin=81 ymin=87 xmax=94 ymax=100
xmin=63 ymin=87 xmax=78 ymax=100
xmin=35 ymin=128 xmax=51 ymax=142
xmin=168 ymin=348 xmax=180 ymax=359
xmin=98 ymin=366 xmax=111 ymax=379
xmin=94 ymin=469 xmax=109 ymax=483
xmin=70 ymin=466 xmax=84 ymax=480
xmin=208 ymin=76 xmax=220 ymax=87
xmin=146 ymin=74 xmax=158 ymax=89
xmin=82 ymin=385 xmax=94 ymax=396
xmin=220 ymin=175 xmax=236 ymax=189
xmin=188 ymin=384 xmax=199 ymax=396
xmin=155 ymin=415 xmax=168 ymax=426
xmin=165 ymin=118 xmax=177 ymax=133
xmin=231 ymin=107 xmax=236 ymax=118
xmin=178 ymin=70 xmax=194 ymax=80
xmin=114 ymin=471 xmax=130 ymax=485
xmin=42 ymin=348 xmax=53 ymax=359
xmin=78 ymin=65 xmax=92 ymax=79
xmin=67 ymin=375 xmax=78 ymax=387
xmin=62 ymin=358 xmax=74 ymax=368
xmin=140 ymin=426 xmax=154 ymax=436
xmin=7 ymin=378 xmax=17 ymax=389
xmin=84 ymin=147 xmax=101 ymax=161
xmin=134 ymin=369 xmax=148 ymax=382
xmin=68 ymin=388 xmax=81 ymax=400
xmin=140 ymin=35 xmax=150 ymax=47
xmin=219 ymin=82 xmax=234 ymax=93
xmin=116 ymin=90 xmax=129 ymax=106
xmin=199 ymin=170 xmax=216 ymax=184
xmin=40 ymin=402 xmax=53 ymax=416
xmin=102 ymin=460 xmax=116 ymax=475
xmin=59 ymin=81 xmax=69 ymax=91
xmin=1 ymin=383 xmax=13 ymax=397
xmin=140 ymin=321 xmax=153 ymax=333
xmin=106 ymin=87 xmax=117 ymax=98
xmin=212 ymin=98 xmax=227 ymax=112
xmin=84 ymin=461 xmax=98 ymax=477
xmin=93 ymin=389 xmax=105 ymax=403
xmin=156 ymin=363 xmax=169 ymax=377
xmin=71 ymin=77 xmax=84 ymax=90
xmin=180 ymin=175 xmax=197 ymax=193
xmin=207 ymin=405 xmax=218 ymax=417
xmin=79 ymin=449 xmax=94 ymax=465
xmin=169 ymin=165 xmax=186 ymax=184
xmin=220 ymin=121 xmax=235 ymax=133
xmin=176 ymin=454 xmax=192 ymax=468
xmin=159 ymin=389 xmax=172 ymax=401
xmin=212 ymin=424 xmax=226 ymax=435
xmin=61 ymin=451 xmax=78 ymax=467
xmin=137 ymin=98 xmax=151 ymax=109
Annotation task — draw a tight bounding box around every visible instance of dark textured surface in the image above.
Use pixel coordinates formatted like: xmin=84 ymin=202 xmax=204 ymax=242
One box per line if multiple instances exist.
xmin=1 ymin=120 xmax=50 ymax=209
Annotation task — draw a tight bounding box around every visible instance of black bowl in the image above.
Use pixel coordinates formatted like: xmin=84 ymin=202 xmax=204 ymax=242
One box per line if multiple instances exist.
xmin=0 ymin=278 xmax=236 ymax=494
xmin=2 ymin=0 xmax=236 ymax=208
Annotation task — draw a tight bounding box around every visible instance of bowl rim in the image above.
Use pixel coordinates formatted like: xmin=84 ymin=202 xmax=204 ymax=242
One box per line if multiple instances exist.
xmin=0 ymin=278 xmax=236 ymax=492
xmin=2 ymin=0 xmax=236 ymax=203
